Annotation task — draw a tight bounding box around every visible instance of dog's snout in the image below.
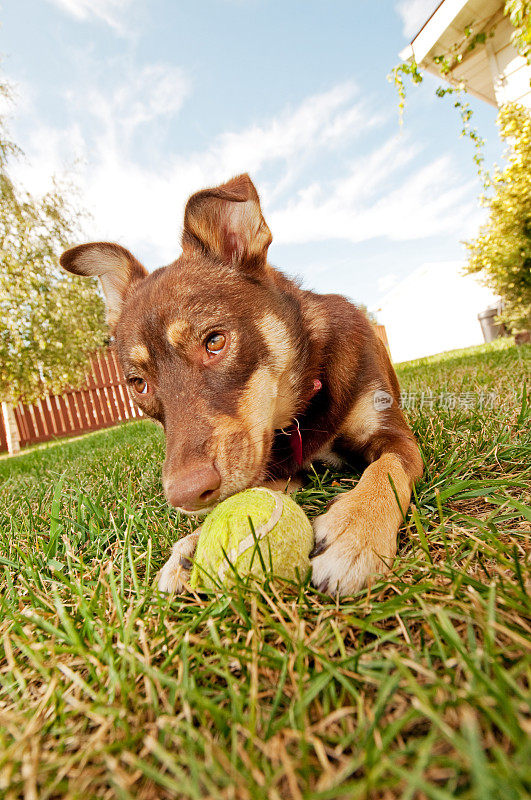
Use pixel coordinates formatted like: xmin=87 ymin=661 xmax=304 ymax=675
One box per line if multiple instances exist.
xmin=164 ymin=464 xmax=221 ymax=512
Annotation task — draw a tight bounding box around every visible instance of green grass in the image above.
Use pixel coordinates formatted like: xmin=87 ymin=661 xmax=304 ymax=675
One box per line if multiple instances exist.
xmin=0 ymin=339 xmax=529 ymax=799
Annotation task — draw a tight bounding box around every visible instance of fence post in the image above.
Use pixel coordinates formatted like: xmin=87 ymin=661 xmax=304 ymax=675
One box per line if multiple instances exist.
xmin=374 ymin=324 xmax=391 ymax=356
xmin=1 ymin=402 xmax=21 ymax=455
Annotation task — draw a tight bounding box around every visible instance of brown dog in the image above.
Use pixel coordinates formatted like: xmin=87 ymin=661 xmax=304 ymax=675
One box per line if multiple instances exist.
xmin=61 ymin=174 xmax=423 ymax=597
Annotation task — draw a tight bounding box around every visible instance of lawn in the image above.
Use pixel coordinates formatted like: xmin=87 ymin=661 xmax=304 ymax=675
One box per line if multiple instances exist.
xmin=0 ymin=338 xmax=529 ymax=799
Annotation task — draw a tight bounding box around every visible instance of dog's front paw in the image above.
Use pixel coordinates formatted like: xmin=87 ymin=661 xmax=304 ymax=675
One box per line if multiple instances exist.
xmin=310 ymin=504 xmax=396 ymax=597
xmin=156 ymin=531 xmax=200 ymax=594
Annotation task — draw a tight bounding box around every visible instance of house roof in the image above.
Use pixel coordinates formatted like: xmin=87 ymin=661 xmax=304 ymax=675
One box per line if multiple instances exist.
xmin=400 ymin=0 xmax=505 ymax=106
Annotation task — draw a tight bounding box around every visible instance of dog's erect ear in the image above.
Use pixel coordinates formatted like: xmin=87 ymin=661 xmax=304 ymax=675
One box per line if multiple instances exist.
xmin=182 ymin=174 xmax=272 ymax=271
xmin=60 ymin=242 xmax=148 ymax=329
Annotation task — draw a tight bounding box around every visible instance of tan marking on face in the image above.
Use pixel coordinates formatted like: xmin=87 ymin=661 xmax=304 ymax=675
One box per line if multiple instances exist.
xmin=239 ymin=366 xmax=277 ymax=453
xmin=129 ymin=344 xmax=150 ymax=363
xmin=210 ymin=415 xmax=253 ymax=499
xmin=208 ymin=367 xmax=277 ymax=499
xmin=258 ymin=313 xmax=293 ymax=374
xmin=258 ymin=313 xmax=297 ymax=429
xmin=167 ymin=319 xmax=190 ymax=348
xmin=341 ymin=382 xmax=388 ymax=445
xmin=272 ymin=378 xmax=298 ymax=430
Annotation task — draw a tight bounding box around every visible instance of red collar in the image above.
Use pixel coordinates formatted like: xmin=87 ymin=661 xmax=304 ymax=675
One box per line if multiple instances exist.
xmin=285 ymin=378 xmax=322 ymax=467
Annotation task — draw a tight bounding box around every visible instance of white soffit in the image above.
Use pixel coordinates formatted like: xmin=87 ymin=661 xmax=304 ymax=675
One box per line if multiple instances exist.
xmin=400 ymin=0 xmax=504 ymax=106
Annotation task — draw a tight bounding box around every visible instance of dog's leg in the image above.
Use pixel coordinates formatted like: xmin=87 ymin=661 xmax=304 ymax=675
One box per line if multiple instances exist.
xmin=310 ymin=444 xmax=422 ymax=597
xmin=157 ymin=530 xmax=200 ymax=593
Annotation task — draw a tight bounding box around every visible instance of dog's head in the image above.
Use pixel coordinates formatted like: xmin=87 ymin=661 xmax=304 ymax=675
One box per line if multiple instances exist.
xmin=61 ymin=175 xmax=305 ymax=514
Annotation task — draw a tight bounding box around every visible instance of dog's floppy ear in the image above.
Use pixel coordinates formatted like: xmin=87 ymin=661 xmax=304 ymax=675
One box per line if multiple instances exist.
xmin=60 ymin=242 xmax=148 ymax=329
xmin=182 ymin=173 xmax=272 ymax=271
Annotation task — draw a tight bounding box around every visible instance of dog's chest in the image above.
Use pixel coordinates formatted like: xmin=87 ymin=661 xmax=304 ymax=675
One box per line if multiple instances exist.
xmin=268 ymin=430 xmax=345 ymax=478
xmin=306 ymin=443 xmax=345 ymax=470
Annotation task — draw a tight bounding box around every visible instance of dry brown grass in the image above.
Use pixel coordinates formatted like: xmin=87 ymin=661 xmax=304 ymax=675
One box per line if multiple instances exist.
xmin=0 ymin=339 xmax=529 ymax=798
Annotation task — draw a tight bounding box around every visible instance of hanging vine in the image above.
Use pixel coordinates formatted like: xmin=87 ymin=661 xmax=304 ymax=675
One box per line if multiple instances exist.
xmin=389 ymin=1 xmax=531 ymax=181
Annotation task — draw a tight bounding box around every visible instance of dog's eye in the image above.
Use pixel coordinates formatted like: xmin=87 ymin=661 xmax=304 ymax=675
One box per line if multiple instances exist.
xmin=130 ymin=378 xmax=149 ymax=395
xmin=205 ymin=333 xmax=226 ymax=354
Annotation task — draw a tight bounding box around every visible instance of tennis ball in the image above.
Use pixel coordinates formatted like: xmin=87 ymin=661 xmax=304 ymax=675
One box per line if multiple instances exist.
xmin=190 ymin=488 xmax=314 ymax=591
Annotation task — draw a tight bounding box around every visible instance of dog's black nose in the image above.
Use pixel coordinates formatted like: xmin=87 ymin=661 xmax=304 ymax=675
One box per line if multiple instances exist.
xmin=163 ymin=464 xmax=221 ymax=512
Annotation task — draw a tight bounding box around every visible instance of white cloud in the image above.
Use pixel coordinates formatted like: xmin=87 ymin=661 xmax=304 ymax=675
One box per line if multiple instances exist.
xmin=45 ymin=0 xmax=134 ymax=33
xmin=80 ymin=63 xmax=190 ymax=149
xmin=10 ymin=59 xmax=189 ymax=239
xmin=205 ymin=82 xmax=374 ymax=181
xmin=88 ymin=82 xmax=379 ymax=260
xmin=396 ymin=0 xmax=441 ymax=40
xmin=372 ymin=261 xmax=499 ymax=362
xmin=12 ymin=79 xmax=382 ymax=262
xmin=10 ymin=70 xmax=478 ymax=270
xmin=8 ymin=63 xmax=492 ymax=362
xmin=269 ymin=149 xmax=477 ymax=246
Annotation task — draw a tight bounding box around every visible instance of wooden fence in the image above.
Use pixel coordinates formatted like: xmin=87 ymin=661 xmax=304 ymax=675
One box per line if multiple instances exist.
xmin=0 ymin=412 xmax=8 ymax=453
xmin=374 ymin=324 xmax=391 ymax=355
xmin=1 ymin=350 xmax=142 ymax=454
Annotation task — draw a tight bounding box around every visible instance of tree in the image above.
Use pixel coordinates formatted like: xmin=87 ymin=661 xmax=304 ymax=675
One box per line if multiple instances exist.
xmin=0 ymin=79 xmax=106 ymax=404
xmin=506 ymin=0 xmax=531 ymax=62
xmin=356 ymin=303 xmax=378 ymax=324
xmin=465 ymin=103 xmax=531 ymax=332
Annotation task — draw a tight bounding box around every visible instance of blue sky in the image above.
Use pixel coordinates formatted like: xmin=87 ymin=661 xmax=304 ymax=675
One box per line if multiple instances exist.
xmin=1 ymin=0 xmax=503 ymax=359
